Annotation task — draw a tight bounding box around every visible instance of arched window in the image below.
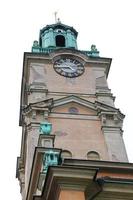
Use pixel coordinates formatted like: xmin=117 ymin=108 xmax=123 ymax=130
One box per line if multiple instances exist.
xmin=56 ymin=35 xmax=65 ymax=47
xmin=61 ymin=150 xmax=72 ymax=159
xmin=87 ymin=151 xmax=100 ymax=160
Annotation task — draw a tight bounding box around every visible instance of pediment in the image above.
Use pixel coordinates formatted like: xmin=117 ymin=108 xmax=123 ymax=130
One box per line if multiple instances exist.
xmin=22 ymin=95 xmax=124 ymax=119
xmin=51 ymin=95 xmax=124 ymax=118
xmin=52 ymin=101 xmax=96 ymax=115
xmin=52 ymin=95 xmax=96 ymax=112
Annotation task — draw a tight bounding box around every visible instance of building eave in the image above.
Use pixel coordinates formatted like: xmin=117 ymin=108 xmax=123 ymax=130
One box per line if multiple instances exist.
xmin=63 ymin=159 xmax=133 ymax=173
xmin=34 ymin=166 xmax=99 ymax=200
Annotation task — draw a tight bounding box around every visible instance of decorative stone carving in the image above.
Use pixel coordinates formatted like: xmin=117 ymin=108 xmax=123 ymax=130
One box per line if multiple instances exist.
xmin=32 ymin=110 xmax=37 ymax=119
xmin=33 ymin=40 xmax=39 ymax=47
xmin=90 ymin=44 xmax=99 ymax=56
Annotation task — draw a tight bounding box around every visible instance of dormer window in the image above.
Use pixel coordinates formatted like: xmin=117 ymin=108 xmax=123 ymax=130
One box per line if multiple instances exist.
xmin=56 ymin=35 xmax=65 ymax=47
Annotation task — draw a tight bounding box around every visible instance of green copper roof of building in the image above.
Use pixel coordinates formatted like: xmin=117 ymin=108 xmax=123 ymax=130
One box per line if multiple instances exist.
xmin=32 ymin=22 xmax=99 ymax=57
xmin=40 ymin=22 xmax=78 ymax=37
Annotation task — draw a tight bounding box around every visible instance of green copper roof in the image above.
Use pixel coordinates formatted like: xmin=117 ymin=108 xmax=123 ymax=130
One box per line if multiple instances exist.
xmin=37 ymin=22 xmax=78 ymax=49
xmin=31 ymin=22 xmax=100 ymax=57
xmin=40 ymin=22 xmax=78 ymax=37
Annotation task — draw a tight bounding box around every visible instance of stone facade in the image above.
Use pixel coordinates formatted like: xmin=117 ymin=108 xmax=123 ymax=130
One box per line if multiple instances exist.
xmin=16 ymin=23 xmax=130 ymax=200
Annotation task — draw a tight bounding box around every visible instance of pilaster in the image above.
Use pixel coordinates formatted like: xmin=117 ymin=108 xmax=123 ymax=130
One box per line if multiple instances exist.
xmin=102 ymin=126 xmax=128 ymax=162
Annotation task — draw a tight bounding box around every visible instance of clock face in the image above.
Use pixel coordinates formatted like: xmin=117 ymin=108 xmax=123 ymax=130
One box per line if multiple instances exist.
xmin=54 ymin=57 xmax=84 ymax=78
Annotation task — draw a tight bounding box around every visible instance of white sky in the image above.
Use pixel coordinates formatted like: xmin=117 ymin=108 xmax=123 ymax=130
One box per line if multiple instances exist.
xmin=0 ymin=0 xmax=133 ymax=199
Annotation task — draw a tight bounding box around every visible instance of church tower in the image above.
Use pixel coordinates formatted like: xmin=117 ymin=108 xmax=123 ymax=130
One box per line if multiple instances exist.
xmin=16 ymin=22 xmax=133 ymax=200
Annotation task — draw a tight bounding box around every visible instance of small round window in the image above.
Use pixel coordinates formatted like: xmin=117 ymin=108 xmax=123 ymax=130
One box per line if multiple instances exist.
xmin=68 ymin=107 xmax=79 ymax=114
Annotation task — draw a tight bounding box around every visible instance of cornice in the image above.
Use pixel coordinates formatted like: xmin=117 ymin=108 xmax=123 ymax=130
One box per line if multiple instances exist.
xmin=63 ymin=159 xmax=133 ymax=172
xmin=23 ymin=98 xmax=53 ymax=114
xmin=35 ymin=166 xmax=98 ymax=200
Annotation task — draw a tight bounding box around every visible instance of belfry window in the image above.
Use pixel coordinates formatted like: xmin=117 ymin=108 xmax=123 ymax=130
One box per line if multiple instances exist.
xmin=56 ymin=35 xmax=65 ymax=47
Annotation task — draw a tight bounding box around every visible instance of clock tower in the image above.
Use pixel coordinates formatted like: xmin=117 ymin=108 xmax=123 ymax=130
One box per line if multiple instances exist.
xmin=17 ymin=22 xmax=133 ymax=200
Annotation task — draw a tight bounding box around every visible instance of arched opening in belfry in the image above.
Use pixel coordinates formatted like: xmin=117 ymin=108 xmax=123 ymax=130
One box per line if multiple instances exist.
xmin=56 ymin=35 xmax=65 ymax=47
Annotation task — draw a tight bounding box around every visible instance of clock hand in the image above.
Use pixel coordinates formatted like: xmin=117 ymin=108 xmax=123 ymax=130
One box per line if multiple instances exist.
xmin=56 ymin=65 xmax=75 ymax=70
xmin=56 ymin=64 xmax=76 ymax=72
xmin=68 ymin=66 xmax=76 ymax=71
xmin=55 ymin=65 xmax=69 ymax=68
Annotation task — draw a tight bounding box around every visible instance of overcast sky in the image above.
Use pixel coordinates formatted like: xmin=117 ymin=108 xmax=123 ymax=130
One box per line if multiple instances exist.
xmin=0 ymin=0 xmax=133 ymax=199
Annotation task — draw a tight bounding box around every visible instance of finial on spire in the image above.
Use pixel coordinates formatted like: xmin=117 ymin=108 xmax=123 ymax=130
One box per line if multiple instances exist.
xmin=54 ymin=11 xmax=61 ymax=23
xmin=54 ymin=11 xmax=58 ymax=23
xmin=57 ymin=18 xmax=61 ymax=23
